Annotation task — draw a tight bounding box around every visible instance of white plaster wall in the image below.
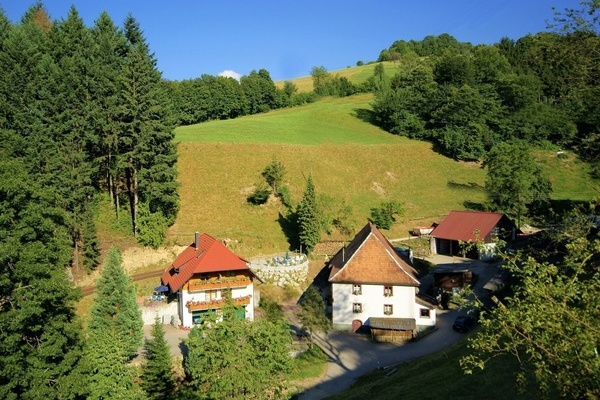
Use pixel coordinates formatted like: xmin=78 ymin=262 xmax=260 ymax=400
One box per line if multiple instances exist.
xmin=179 ymin=283 xmax=254 ymax=327
xmin=141 ymin=302 xmax=178 ymax=325
xmin=414 ymin=303 xmax=436 ymax=327
xmin=332 ymin=283 xmax=420 ymax=326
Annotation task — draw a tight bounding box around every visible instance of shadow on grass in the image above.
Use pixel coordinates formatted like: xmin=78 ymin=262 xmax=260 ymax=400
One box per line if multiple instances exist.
xmin=353 ymin=108 xmax=377 ymax=125
xmin=277 ymin=211 xmax=299 ymax=251
xmin=447 ymin=180 xmax=484 ymax=190
xmin=463 ymin=200 xmax=486 ymax=211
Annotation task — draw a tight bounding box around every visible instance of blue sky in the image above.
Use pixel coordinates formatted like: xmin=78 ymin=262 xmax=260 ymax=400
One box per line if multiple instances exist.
xmin=1 ymin=1 xmax=581 ymax=82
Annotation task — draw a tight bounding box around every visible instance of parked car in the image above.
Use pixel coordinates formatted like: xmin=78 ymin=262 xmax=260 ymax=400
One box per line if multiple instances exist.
xmin=452 ymin=315 xmax=476 ymax=333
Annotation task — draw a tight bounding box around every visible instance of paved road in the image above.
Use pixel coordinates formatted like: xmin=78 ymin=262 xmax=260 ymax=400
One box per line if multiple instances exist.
xmin=298 ymin=256 xmax=500 ymax=400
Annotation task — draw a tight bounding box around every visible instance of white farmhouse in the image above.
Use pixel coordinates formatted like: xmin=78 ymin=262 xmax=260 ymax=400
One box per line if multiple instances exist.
xmin=328 ymin=222 xmax=436 ymax=341
xmin=161 ymin=232 xmax=259 ymax=328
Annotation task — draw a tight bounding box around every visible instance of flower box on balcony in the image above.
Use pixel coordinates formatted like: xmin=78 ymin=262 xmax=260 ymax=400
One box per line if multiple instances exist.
xmin=186 ymin=294 xmax=252 ymax=311
xmin=187 ymin=277 xmax=252 ymax=292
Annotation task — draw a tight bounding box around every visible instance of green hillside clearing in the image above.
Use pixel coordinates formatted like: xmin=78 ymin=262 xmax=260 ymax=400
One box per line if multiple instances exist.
xmin=274 ymin=61 xmax=402 ymax=93
xmin=168 ymin=94 xmax=596 ymax=257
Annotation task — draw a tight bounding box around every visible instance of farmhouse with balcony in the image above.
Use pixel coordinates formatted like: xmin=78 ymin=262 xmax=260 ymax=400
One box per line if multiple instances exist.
xmin=430 ymin=210 xmax=518 ymax=260
xmin=328 ymin=221 xmax=436 ymax=342
xmin=161 ymin=232 xmax=259 ymax=327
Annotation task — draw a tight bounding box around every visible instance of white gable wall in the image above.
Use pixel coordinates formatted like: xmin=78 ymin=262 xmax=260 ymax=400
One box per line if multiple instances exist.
xmin=332 ymin=282 xmax=425 ymax=328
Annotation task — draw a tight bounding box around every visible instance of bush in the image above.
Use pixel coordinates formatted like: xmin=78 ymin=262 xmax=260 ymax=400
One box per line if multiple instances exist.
xmin=370 ymin=201 xmax=404 ymax=230
xmin=247 ymin=183 xmax=271 ymax=205
xmin=277 ymin=184 xmax=293 ymax=209
xmin=136 ymin=202 xmax=168 ymax=249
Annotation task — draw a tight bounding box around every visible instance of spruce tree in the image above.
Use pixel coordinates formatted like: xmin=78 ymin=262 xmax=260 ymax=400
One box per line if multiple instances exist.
xmin=141 ymin=318 xmax=177 ymax=400
xmin=84 ymin=325 xmax=146 ymax=400
xmin=89 ymin=11 xmax=127 ymax=220
xmin=296 ymin=174 xmax=321 ymax=254
xmin=42 ymin=6 xmax=99 ymax=272
xmin=119 ymin=15 xmax=180 ymax=242
xmin=89 ymin=246 xmax=143 ymax=357
xmin=0 ymin=160 xmax=84 ymax=400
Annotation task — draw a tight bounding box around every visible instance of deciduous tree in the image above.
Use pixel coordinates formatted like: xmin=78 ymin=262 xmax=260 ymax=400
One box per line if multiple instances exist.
xmin=461 ymin=216 xmax=600 ymax=398
xmin=184 ymin=305 xmax=291 ymax=399
xmin=484 ymin=141 xmax=552 ymax=227
xmin=261 ymin=157 xmax=286 ymax=194
xmin=369 ymin=201 xmax=404 ymax=230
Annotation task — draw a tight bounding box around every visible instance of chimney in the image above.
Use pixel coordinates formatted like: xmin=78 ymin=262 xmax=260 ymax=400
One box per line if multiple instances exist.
xmin=194 ymin=231 xmax=200 ymax=250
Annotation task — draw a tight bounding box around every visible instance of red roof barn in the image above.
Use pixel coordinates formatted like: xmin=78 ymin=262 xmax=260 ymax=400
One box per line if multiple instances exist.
xmin=430 ymin=211 xmax=517 ymax=259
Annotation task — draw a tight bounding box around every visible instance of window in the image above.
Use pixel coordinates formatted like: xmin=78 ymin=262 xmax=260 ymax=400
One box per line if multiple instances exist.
xmin=384 ymin=304 xmax=393 ymax=315
xmin=352 ymin=284 xmax=362 ymax=295
xmin=353 ymin=303 xmax=362 ymax=313
xmin=383 ymin=286 xmax=393 ymax=297
xmin=206 ymin=290 xmax=218 ymax=301
xmin=420 ymin=308 xmax=430 ymax=318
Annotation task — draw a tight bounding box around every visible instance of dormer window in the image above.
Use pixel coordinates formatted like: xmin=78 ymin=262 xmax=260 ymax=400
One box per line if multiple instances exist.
xmin=352 ymin=284 xmax=362 ymax=295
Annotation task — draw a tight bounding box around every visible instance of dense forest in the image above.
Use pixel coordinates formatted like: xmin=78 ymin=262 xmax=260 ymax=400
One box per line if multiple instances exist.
xmin=373 ymin=29 xmax=600 ymax=165
xmin=0 ymin=4 xmax=179 ymax=398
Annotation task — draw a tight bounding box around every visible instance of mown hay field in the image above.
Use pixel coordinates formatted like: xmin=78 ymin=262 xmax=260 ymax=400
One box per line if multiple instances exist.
xmin=169 ymin=93 xmax=596 ymax=257
xmin=274 ymin=61 xmax=403 ymax=92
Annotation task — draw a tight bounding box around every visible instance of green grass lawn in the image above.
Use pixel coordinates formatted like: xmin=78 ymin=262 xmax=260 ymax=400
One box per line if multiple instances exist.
xmin=168 ymin=93 xmax=596 ymax=257
xmin=175 ymin=94 xmax=399 ymax=145
xmin=324 ymin=335 xmax=544 ymax=400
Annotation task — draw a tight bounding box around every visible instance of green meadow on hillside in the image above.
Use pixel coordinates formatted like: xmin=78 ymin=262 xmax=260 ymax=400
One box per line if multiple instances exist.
xmin=168 ymin=94 xmax=596 ymax=256
xmin=274 ymin=61 xmax=402 ymax=93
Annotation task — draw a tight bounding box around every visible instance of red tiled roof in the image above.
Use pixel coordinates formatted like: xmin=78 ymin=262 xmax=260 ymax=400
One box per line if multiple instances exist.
xmin=161 ymin=233 xmax=251 ymax=292
xmin=431 ymin=211 xmax=504 ymax=242
xmin=328 ymin=221 xmax=419 ymax=286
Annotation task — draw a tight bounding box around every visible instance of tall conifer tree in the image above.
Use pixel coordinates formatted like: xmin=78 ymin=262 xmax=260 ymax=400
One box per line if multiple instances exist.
xmin=89 ymin=246 xmax=143 ymax=357
xmin=296 ymin=174 xmax=321 ymax=254
xmin=0 ymin=160 xmax=84 ymax=399
xmin=141 ymin=318 xmax=177 ymax=400
xmin=119 ymin=15 xmax=179 ymax=242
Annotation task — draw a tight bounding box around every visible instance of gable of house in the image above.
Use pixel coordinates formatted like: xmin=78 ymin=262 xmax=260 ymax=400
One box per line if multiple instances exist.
xmin=328 ymin=221 xmax=419 ymax=286
xmin=161 ymin=232 xmax=252 ymax=292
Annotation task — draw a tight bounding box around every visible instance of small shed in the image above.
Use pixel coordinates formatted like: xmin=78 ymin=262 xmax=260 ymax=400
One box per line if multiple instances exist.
xmin=369 ymin=317 xmax=416 ymax=343
xmin=432 ymin=263 xmax=473 ymax=293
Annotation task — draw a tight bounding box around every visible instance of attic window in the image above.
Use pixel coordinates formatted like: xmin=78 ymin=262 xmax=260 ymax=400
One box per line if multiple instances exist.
xmin=352 ymin=284 xmax=362 ymax=295
xmin=383 ymin=286 xmax=393 ymax=297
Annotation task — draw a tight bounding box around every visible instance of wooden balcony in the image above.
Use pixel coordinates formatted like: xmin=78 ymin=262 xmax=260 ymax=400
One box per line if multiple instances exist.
xmin=186 ymin=276 xmax=252 ymax=292
xmin=186 ymin=295 xmax=252 ymax=311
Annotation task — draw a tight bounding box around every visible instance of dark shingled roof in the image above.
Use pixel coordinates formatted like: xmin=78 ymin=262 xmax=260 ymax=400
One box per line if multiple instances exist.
xmin=328 ymin=221 xmax=419 ymax=286
xmin=370 ymin=317 xmax=416 ymax=331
